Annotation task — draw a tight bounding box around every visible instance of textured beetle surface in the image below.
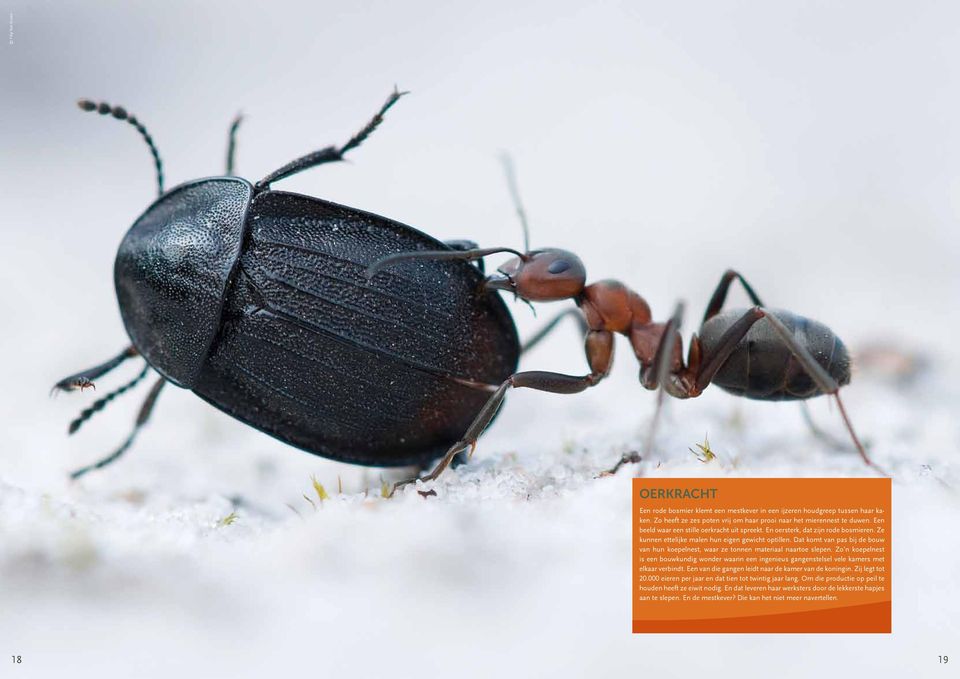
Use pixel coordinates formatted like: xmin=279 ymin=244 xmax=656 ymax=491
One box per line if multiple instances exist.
xmin=115 ymin=178 xmax=252 ymax=389
xmin=58 ymin=91 xmax=523 ymax=475
xmin=116 ymin=180 xmax=519 ymax=467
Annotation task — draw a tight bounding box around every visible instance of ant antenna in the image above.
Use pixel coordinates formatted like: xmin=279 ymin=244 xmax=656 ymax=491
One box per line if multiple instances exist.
xmin=77 ymin=99 xmax=165 ymax=196
xmin=366 ymin=246 xmax=527 ymax=279
xmin=499 ymin=153 xmax=531 ymax=253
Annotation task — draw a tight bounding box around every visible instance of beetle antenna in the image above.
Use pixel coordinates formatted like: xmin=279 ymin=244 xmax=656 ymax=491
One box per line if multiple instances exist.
xmin=225 ymin=112 xmax=243 ymax=175
xmin=366 ymin=246 xmax=528 ymax=279
xmin=67 ymin=363 xmax=150 ymax=436
xmin=77 ymin=99 xmax=165 ymax=196
xmin=256 ymin=87 xmax=408 ymax=190
xmin=499 ymin=153 xmax=531 ymax=253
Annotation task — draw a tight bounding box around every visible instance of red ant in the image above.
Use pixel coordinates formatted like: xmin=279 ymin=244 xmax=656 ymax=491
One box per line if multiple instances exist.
xmin=369 ymin=160 xmax=881 ymax=492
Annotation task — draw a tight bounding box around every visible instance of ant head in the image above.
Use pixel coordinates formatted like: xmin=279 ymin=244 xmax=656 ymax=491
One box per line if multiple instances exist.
xmin=487 ymin=248 xmax=587 ymax=302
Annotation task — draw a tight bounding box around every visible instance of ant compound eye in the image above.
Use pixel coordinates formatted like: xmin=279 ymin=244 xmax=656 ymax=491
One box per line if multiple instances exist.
xmin=514 ymin=250 xmax=585 ymax=301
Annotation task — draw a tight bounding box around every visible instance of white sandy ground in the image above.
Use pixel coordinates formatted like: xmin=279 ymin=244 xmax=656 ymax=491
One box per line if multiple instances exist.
xmin=0 ymin=334 xmax=957 ymax=679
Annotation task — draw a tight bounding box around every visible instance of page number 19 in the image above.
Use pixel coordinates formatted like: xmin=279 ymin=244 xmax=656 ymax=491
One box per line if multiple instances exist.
xmin=940 ymin=655 xmax=949 ymax=664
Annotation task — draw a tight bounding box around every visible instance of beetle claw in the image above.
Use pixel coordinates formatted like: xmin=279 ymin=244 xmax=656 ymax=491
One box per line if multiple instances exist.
xmin=51 ymin=377 xmax=96 ymax=396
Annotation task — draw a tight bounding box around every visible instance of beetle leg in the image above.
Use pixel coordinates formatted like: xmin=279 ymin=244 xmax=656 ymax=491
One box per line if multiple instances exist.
xmin=68 ymin=363 xmax=150 ymax=435
xmin=255 ymin=88 xmax=408 ymax=190
xmin=51 ymin=346 xmax=139 ymax=395
xmin=392 ymin=331 xmax=614 ymax=496
xmin=69 ymin=377 xmax=166 ymax=480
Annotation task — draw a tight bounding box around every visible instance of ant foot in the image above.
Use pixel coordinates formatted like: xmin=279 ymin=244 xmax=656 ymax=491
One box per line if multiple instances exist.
xmin=389 ymin=476 xmax=420 ymax=498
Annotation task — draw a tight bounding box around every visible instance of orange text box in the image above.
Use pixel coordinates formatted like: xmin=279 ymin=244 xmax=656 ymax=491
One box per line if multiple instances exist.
xmin=632 ymin=478 xmax=891 ymax=633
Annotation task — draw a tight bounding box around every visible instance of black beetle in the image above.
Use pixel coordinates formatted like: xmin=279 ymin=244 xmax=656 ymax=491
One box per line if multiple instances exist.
xmin=54 ymin=90 xmax=520 ymax=479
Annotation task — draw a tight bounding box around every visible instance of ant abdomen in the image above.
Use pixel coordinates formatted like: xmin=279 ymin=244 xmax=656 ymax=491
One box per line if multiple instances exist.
xmin=699 ymin=308 xmax=851 ymax=401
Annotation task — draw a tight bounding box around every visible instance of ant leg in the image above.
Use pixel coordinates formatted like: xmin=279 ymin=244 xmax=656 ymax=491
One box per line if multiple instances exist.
xmin=225 ymin=112 xmax=243 ymax=175
xmin=693 ymin=308 xmax=880 ymax=471
xmin=755 ymin=312 xmax=880 ymax=471
xmin=701 ymin=272 xmax=837 ymax=446
xmin=598 ymin=451 xmax=643 ymax=477
xmin=366 ymin=246 xmax=525 ymax=278
xmin=599 ymin=302 xmax=688 ymax=477
xmin=70 ymin=376 xmax=166 ymax=480
xmin=698 ymin=276 xmax=877 ymax=467
xmin=639 ymin=302 xmax=686 ymax=455
xmin=799 ymin=401 xmax=868 ymax=454
xmin=392 ymin=370 xmax=600 ymax=495
xmin=702 ymin=269 xmax=765 ymax=324
xmin=392 ymin=331 xmax=614 ymax=495
xmin=256 ymin=87 xmax=408 ymax=190
xmin=522 ymin=308 xmax=588 ymax=355
xmin=694 ymin=307 xmax=766 ymax=392
xmin=51 ymin=346 xmax=139 ymax=394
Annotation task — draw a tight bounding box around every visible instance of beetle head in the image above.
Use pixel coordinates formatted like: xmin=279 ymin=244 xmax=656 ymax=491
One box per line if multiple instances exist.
xmin=486 ymin=248 xmax=586 ymax=302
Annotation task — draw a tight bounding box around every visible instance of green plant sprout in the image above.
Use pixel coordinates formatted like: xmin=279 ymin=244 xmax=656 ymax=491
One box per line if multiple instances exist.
xmin=689 ymin=435 xmax=716 ymax=464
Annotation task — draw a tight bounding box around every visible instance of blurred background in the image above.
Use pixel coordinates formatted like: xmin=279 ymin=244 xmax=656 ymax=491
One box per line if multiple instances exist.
xmin=1 ymin=1 xmax=958 ymax=677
